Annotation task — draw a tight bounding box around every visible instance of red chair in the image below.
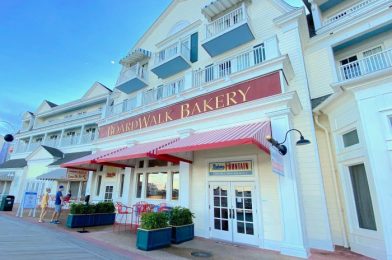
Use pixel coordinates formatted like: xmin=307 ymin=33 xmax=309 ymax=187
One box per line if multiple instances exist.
xmin=158 ymin=203 xmax=167 ymax=212
xmin=133 ymin=201 xmax=150 ymax=230
xmin=113 ymin=202 xmax=133 ymax=232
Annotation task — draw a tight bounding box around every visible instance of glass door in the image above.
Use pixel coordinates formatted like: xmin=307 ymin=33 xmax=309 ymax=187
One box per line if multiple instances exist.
xmin=209 ymin=182 xmax=258 ymax=245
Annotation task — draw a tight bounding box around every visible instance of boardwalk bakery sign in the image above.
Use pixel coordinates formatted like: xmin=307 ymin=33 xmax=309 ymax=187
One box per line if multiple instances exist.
xmin=99 ymin=72 xmax=281 ymax=138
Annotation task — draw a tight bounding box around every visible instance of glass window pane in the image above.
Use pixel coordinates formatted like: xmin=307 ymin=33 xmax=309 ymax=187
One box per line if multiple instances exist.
xmin=214 ymin=219 xmax=221 ymax=230
xmin=246 ymin=223 xmax=254 ymax=235
xmin=214 ymin=208 xmax=220 ymax=218
xmin=136 ymin=173 xmax=143 ymax=198
xmin=343 ymin=129 xmax=359 ymax=147
xmin=172 ymin=171 xmax=179 ymax=200
xmin=221 ymin=208 xmax=228 ymax=219
xmin=146 ymin=172 xmax=167 ymax=199
xmin=237 ymin=221 xmax=245 ymax=234
xmin=244 ymin=199 xmax=252 ymax=209
xmin=221 ymin=197 xmax=227 ymax=207
xmin=222 ymin=220 xmax=228 ymax=231
xmin=349 ymin=164 xmax=377 ymax=231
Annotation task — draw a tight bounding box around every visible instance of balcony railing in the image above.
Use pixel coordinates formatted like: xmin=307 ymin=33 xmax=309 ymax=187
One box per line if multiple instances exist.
xmin=193 ymin=44 xmax=266 ymax=88
xmin=28 ymin=142 xmax=42 ymax=152
xmin=15 ymin=142 xmax=28 ymax=153
xmin=44 ymin=138 xmax=60 ymax=148
xmin=80 ymin=132 xmax=98 ymax=144
xmin=34 ymin=110 xmax=101 ymax=129
xmin=205 ymin=5 xmax=247 ymax=39
xmin=323 ymin=0 xmax=380 ymax=26
xmin=107 ymin=97 xmax=137 ymax=117
xmin=154 ymin=42 xmax=190 ymax=66
xmin=142 ymin=78 xmax=185 ymax=105
xmin=60 ymin=135 xmax=80 ymax=147
xmin=337 ymin=48 xmax=392 ymax=81
xmin=116 ymin=63 xmax=148 ymax=86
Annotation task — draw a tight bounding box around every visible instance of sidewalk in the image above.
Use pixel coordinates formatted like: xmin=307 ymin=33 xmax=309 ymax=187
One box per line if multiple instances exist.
xmin=1 ymin=207 xmax=370 ymax=260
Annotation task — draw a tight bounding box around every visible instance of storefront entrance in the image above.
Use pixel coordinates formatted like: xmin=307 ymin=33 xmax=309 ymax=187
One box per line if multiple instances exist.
xmin=209 ymin=181 xmax=258 ymax=245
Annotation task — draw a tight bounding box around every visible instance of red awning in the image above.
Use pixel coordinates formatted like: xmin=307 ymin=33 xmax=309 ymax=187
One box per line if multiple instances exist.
xmin=61 ymin=147 xmax=127 ymax=171
xmin=95 ymin=138 xmax=183 ymax=163
xmin=157 ymin=122 xmax=271 ymax=155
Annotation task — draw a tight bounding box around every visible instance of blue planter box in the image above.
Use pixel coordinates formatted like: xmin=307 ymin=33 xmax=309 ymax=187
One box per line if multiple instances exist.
xmin=136 ymin=227 xmax=172 ymax=251
xmin=171 ymin=224 xmax=194 ymax=244
xmin=66 ymin=213 xmax=115 ymax=228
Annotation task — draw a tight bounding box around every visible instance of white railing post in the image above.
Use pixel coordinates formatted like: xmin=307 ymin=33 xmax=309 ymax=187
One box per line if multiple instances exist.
xmin=26 ymin=136 xmax=33 ymax=152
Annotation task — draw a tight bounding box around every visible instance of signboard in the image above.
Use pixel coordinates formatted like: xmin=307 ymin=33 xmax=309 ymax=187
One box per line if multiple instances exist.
xmin=22 ymin=192 xmax=37 ymax=209
xmin=99 ymin=72 xmax=281 ymax=138
xmin=67 ymin=169 xmax=88 ymax=181
xmin=209 ymin=161 xmax=253 ymax=176
xmin=106 ymin=172 xmax=116 ymax=178
xmin=271 ymin=146 xmax=284 ymax=176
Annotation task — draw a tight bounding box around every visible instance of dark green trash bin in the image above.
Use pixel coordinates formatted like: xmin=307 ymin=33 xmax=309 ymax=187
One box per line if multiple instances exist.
xmin=0 ymin=195 xmax=15 ymax=211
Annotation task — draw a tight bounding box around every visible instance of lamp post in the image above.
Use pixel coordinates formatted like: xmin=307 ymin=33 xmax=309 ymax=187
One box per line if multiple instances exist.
xmin=0 ymin=121 xmax=16 ymax=142
xmin=266 ymin=128 xmax=311 ymax=155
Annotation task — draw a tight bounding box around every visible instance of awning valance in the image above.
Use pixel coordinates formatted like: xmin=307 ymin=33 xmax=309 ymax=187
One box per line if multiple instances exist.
xmin=36 ymin=168 xmax=67 ymax=181
xmin=157 ymin=122 xmax=271 ymax=155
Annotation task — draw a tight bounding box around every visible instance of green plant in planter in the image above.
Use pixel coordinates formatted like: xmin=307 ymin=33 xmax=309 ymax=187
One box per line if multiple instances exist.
xmin=95 ymin=202 xmax=115 ymax=214
xmin=69 ymin=203 xmax=96 ymax=214
xmin=140 ymin=212 xmax=169 ymax=230
xmin=169 ymin=207 xmax=194 ymax=226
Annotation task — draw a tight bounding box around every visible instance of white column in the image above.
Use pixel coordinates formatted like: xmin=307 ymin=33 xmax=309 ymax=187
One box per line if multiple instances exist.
xmin=311 ymin=2 xmax=323 ymax=31
xmin=78 ymin=125 xmax=85 ymax=144
xmin=85 ymin=171 xmax=94 ymax=196
xmin=58 ymin=129 xmax=65 ymax=147
xmin=179 ymin=162 xmax=191 ymax=208
xmin=77 ymin=181 xmax=82 ymax=202
xmin=269 ymin=112 xmax=309 ymax=258
xmin=42 ymin=133 xmax=48 ymax=145
xmin=123 ymin=167 xmax=133 ymax=205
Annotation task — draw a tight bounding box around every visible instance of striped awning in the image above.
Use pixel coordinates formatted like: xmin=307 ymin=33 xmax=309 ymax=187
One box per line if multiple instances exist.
xmin=95 ymin=138 xmax=181 ymax=164
xmin=157 ymin=122 xmax=271 ymax=155
xmin=0 ymin=171 xmax=15 ymax=181
xmin=36 ymin=168 xmax=67 ymax=181
xmin=61 ymin=148 xmax=127 ymax=171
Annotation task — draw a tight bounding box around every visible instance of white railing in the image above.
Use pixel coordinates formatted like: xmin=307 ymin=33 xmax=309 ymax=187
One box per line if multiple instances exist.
xmin=116 ymin=63 xmax=148 ymax=86
xmin=16 ymin=142 xmax=28 ymax=153
xmin=142 ymin=78 xmax=185 ymax=105
xmin=193 ymin=44 xmax=266 ymax=88
xmin=206 ymin=5 xmax=246 ymax=39
xmin=337 ymin=48 xmax=392 ymax=81
xmin=323 ymin=0 xmax=379 ymax=26
xmin=154 ymin=41 xmax=190 ymax=66
xmin=34 ymin=110 xmax=101 ymax=129
xmin=80 ymin=132 xmax=98 ymax=144
xmin=107 ymin=97 xmax=138 ymax=117
xmin=28 ymin=142 xmax=42 ymax=152
xmin=60 ymin=135 xmax=80 ymax=147
xmin=44 ymin=138 xmax=60 ymax=148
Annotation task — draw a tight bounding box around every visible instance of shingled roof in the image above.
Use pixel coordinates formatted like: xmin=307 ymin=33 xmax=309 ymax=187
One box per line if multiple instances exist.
xmin=0 ymin=159 xmax=27 ymax=169
xmin=48 ymin=151 xmax=92 ymax=166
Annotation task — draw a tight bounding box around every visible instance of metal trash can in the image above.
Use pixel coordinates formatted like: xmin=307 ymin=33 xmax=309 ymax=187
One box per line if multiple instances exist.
xmin=0 ymin=195 xmax=15 ymax=211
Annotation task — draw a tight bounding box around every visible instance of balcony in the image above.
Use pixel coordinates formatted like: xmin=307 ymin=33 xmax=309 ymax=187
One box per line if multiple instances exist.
xmin=33 ymin=110 xmax=101 ymax=129
xmin=15 ymin=142 xmax=28 ymax=153
xmin=151 ymin=42 xmax=191 ymax=79
xmin=27 ymin=142 xmax=42 ymax=152
xmin=142 ymin=78 xmax=185 ymax=105
xmin=337 ymin=48 xmax=392 ymax=81
xmin=80 ymin=132 xmax=98 ymax=144
xmin=107 ymin=97 xmax=137 ymax=117
xmin=202 ymin=4 xmax=254 ymax=57
xmin=115 ymin=63 xmax=148 ymax=94
xmin=319 ymin=0 xmax=388 ymax=32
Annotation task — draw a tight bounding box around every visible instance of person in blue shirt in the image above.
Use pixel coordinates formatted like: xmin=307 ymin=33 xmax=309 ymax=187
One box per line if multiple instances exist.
xmin=50 ymin=185 xmax=64 ymax=224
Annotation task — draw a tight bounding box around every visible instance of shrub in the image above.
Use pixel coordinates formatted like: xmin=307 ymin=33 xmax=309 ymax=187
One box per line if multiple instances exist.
xmin=140 ymin=212 xmax=169 ymax=230
xmin=96 ymin=202 xmax=115 ymax=214
xmin=69 ymin=202 xmax=114 ymax=214
xmin=169 ymin=207 xmax=194 ymax=226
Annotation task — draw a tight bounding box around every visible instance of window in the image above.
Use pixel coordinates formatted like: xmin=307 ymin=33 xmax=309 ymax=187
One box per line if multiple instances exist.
xmin=96 ymin=175 xmax=102 ymax=196
xmin=340 ymin=55 xmax=361 ymax=80
xmin=146 ymin=172 xmax=168 ymax=199
xmin=67 ymin=131 xmax=76 ymax=136
xmin=119 ymin=174 xmax=125 ymax=197
xmin=349 ymin=164 xmax=377 ymax=231
xmin=104 ymin=186 xmax=114 ymax=202
xmin=172 ymin=171 xmax=179 ymax=200
xmin=148 ymin=159 xmax=168 ymax=168
xmin=50 ymin=135 xmax=58 ymax=140
xmin=136 ymin=173 xmax=143 ymax=198
xmin=69 ymin=182 xmax=79 ymax=200
xmin=342 ymin=129 xmax=359 ymax=148
xmin=253 ymin=43 xmax=265 ymax=65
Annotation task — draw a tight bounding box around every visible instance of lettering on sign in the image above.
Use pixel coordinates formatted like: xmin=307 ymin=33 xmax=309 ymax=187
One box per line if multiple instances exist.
xmin=106 ymin=172 xmax=116 ymax=178
xmin=67 ymin=169 xmax=88 ymax=181
xmin=99 ymin=72 xmax=281 ymax=138
xmin=209 ymin=160 xmax=253 ymax=176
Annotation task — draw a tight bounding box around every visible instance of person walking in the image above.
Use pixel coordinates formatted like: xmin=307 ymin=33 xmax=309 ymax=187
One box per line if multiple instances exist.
xmin=50 ymin=185 xmax=64 ymax=224
xmin=38 ymin=187 xmax=51 ymax=223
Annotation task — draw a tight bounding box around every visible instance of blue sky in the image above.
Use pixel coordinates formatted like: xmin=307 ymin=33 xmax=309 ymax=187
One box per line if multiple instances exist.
xmin=0 ymin=0 xmax=302 ymax=134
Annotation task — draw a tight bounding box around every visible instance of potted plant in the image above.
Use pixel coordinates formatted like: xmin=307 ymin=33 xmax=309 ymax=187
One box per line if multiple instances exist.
xmin=136 ymin=212 xmax=171 ymax=251
xmin=66 ymin=202 xmax=116 ymax=228
xmin=169 ymin=206 xmax=195 ymax=244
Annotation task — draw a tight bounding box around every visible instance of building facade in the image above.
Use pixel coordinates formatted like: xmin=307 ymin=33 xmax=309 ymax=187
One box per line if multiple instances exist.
xmin=306 ymin=0 xmax=392 ymax=259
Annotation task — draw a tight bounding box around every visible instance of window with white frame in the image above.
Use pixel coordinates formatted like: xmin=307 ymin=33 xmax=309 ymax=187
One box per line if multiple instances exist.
xmin=342 ymin=129 xmax=359 ymax=148
xmin=135 ymin=159 xmax=179 ymax=201
xmin=104 ymin=185 xmax=114 ymax=202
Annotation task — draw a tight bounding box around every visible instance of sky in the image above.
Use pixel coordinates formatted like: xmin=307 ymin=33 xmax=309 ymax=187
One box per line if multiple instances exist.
xmin=0 ymin=0 xmax=302 ymax=134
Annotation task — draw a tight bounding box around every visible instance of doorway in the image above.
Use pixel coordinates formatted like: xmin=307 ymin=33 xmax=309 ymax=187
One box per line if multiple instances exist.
xmin=209 ymin=181 xmax=258 ymax=245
